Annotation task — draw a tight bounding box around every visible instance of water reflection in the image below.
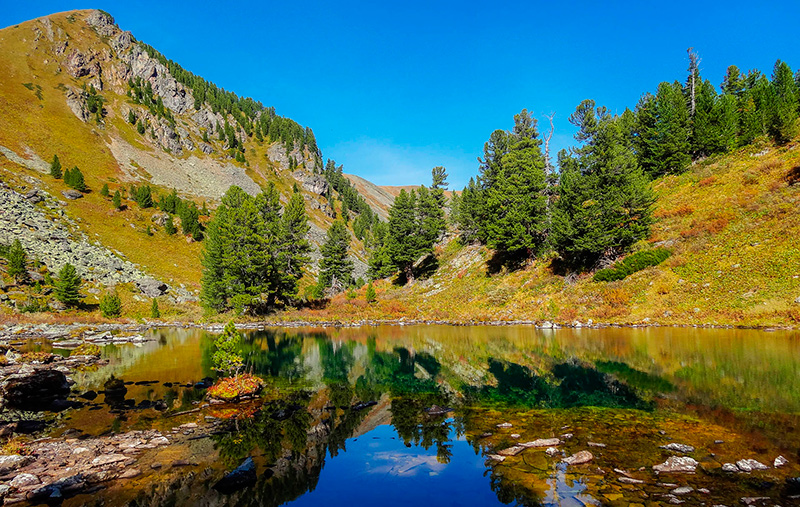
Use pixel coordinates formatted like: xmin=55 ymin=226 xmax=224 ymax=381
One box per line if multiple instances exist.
xmin=40 ymin=325 xmax=800 ymax=506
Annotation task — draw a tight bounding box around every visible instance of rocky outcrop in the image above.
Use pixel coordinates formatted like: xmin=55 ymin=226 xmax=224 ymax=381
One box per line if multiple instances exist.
xmin=121 ymin=45 xmax=194 ymax=115
xmin=293 ymin=170 xmax=329 ymax=196
xmin=65 ymin=49 xmax=101 ymax=80
xmin=64 ymin=87 xmax=89 ymax=122
xmin=86 ymin=10 xmax=117 ymax=36
xmin=111 ymin=30 xmax=133 ymax=54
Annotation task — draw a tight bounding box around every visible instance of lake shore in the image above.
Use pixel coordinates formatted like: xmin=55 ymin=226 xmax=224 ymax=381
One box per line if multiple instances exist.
xmin=1 ymin=316 xmax=797 ymax=344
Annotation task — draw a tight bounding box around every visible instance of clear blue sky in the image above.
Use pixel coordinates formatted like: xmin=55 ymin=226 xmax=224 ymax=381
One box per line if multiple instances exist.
xmin=3 ymin=1 xmax=800 ymax=189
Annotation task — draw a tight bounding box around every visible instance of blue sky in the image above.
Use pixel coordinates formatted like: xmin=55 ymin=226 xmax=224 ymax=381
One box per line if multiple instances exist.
xmin=4 ymin=1 xmax=800 ymax=188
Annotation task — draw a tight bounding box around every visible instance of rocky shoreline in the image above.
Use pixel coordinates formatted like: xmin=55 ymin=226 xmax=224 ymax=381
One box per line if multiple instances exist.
xmin=0 ymin=317 xmax=795 ymax=346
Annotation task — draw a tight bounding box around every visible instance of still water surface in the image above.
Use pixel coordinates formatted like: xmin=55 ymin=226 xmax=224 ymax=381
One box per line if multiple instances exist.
xmin=23 ymin=325 xmax=800 ymax=505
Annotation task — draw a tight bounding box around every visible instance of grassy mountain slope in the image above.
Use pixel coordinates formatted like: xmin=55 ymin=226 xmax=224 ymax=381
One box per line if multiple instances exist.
xmin=283 ymin=140 xmax=800 ymax=327
xmin=0 ymin=10 xmax=379 ymax=316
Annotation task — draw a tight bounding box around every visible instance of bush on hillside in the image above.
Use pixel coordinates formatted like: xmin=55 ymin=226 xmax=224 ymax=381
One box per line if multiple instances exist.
xmin=593 ymin=248 xmax=671 ymax=282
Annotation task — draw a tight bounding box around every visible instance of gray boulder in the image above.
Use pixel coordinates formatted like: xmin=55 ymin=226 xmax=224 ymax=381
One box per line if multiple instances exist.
xmin=61 ymin=189 xmax=83 ymax=200
xmin=135 ymin=278 xmax=167 ymax=297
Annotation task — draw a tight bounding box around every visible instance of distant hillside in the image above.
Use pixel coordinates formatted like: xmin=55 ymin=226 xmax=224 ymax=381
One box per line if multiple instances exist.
xmin=343 ymin=173 xmax=457 ymax=219
xmin=0 ymin=9 xmax=381 ymax=315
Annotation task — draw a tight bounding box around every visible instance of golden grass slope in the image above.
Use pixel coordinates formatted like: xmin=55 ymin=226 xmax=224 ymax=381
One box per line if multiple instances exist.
xmin=0 ymin=10 xmax=351 ymax=294
xmin=282 ymin=140 xmax=800 ymax=327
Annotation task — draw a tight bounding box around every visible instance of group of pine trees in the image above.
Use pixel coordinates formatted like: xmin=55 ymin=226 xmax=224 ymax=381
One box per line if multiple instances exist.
xmin=50 ymin=155 xmax=87 ymax=192
xmin=322 ymin=160 xmax=379 ymax=243
xmin=368 ymin=167 xmax=448 ymax=281
xmin=452 ymin=54 xmax=800 ymax=270
xmin=631 ymin=53 xmax=799 ymax=178
xmin=200 ymin=184 xmax=311 ymax=313
xmin=452 ymin=106 xmax=653 ymax=269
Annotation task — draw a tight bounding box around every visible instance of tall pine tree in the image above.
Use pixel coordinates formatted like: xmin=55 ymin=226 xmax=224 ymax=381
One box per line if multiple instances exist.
xmin=318 ymin=220 xmax=353 ymax=292
xmin=553 ymin=100 xmax=654 ymax=268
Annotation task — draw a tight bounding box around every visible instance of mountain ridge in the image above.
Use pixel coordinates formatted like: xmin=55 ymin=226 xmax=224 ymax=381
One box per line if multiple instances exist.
xmin=0 ymin=9 xmax=398 ymax=315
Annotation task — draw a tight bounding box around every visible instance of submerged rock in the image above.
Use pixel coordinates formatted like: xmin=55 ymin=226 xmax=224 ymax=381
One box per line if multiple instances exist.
xmin=521 ymin=438 xmax=560 ymax=448
xmin=497 ymin=446 xmax=525 ymax=457
xmin=213 ymin=457 xmax=258 ymax=494
xmin=653 ymin=456 xmax=698 ymax=474
xmin=563 ymin=450 xmax=593 ymax=465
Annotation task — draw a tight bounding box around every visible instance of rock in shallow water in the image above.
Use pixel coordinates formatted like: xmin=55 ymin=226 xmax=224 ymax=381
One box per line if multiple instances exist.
xmin=213 ymin=457 xmax=260 ymax=494
xmin=497 ymin=445 xmax=526 ymax=457
xmin=653 ymin=456 xmax=698 ymax=473
xmin=563 ymin=450 xmax=593 ymax=465
xmin=736 ymin=458 xmax=769 ymax=472
xmin=660 ymin=443 xmax=695 ymax=453
xmin=1 ymin=369 xmax=70 ymax=410
xmin=521 ymin=438 xmax=560 ymax=448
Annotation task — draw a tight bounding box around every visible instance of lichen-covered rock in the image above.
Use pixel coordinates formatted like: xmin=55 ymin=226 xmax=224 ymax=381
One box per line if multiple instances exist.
xmin=736 ymin=459 xmax=769 ymax=472
xmin=135 ymin=278 xmax=167 ymax=297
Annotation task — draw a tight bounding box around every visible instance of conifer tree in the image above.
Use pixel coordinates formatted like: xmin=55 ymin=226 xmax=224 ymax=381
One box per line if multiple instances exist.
xmin=213 ymin=321 xmax=243 ymax=377
xmin=100 ymin=183 xmax=109 ymax=197
xmin=50 ymin=154 xmax=62 ymax=179
xmin=770 ymin=60 xmax=799 ymax=144
xmin=275 ymin=189 xmax=311 ymax=302
xmin=128 ymin=109 xmax=136 ymax=124
xmin=480 ymin=109 xmax=548 ymax=255
xmin=452 ymin=177 xmax=483 ymax=242
xmin=55 ymin=263 xmax=82 ymax=307
xmin=553 ymin=101 xmax=654 ymax=268
xmin=201 ymin=185 xmax=280 ymax=311
xmin=64 ymin=166 xmax=87 ymax=192
xmin=385 ymin=189 xmax=420 ymax=281
xmin=99 ymin=292 xmax=122 ymax=318
xmin=635 ymin=82 xmax=691 ymax=177
xmin=150 ymin=298 xmax=161 ymax=318
xmin=365 ymin=281 xmax=376 ymax=303
xmin=721 ymin=65 xmax=745 ymax=96
xmin=7 ymin=239 xmax=28 ymax=284
xmin=164 ymin=215 xmax=176 ymax=235
xmin=318 ymin=220 xmax=353 ymax=292
xmin=112 ymin=190 xmax=122 ymax=210
xmin=366 ymin=222 xmax=395 ymax=280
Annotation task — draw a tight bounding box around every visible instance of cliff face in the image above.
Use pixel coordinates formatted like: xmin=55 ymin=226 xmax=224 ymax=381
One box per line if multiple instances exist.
xmin=0 ymin=9 xmax=372 ymax=301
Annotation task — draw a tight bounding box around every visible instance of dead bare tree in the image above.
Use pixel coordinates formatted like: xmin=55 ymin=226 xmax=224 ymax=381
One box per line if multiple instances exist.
xmin=687 ymin=48 xmax=700 ymax=117
xmin=542 ymin=112 xmax=555 ymax=174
